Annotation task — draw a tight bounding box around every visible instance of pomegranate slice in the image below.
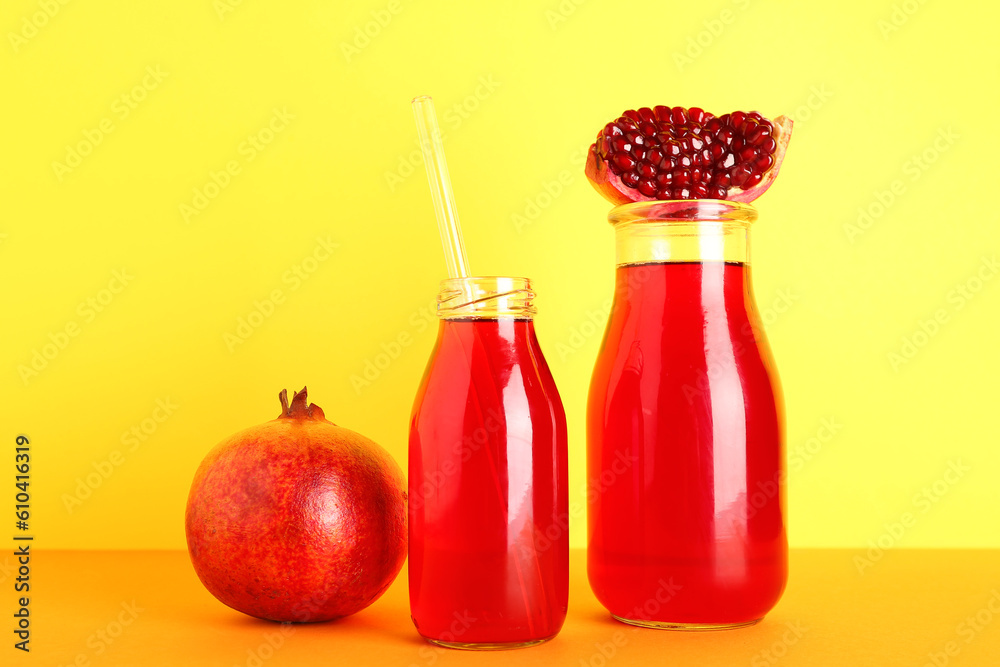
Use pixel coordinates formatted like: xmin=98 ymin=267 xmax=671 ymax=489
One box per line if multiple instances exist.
xmin=585 ymin=106 xmax=792 ymax=204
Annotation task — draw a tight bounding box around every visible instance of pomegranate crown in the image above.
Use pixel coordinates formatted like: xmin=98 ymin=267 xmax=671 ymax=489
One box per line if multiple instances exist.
xmin=278 ymin=387 xmax=327 ymax=421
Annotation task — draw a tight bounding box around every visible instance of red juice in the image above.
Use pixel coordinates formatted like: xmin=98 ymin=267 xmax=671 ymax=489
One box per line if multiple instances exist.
xmin=409 ymin=316 xmax=568 ymax=648
xmin=587 ymin=260 xmax=786 ymax=627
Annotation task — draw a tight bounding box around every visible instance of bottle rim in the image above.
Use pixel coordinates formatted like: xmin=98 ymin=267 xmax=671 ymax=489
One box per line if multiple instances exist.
xmin=437 ymin=276 xmax=536 ymax=319
xmin=608 ymin=199 xmax=758 ymax=227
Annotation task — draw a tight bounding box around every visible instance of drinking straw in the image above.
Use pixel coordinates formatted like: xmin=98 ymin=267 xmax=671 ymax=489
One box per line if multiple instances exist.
xmin=412 ymin=96 xmax=470 ymax=280
xmin=412 ymin=96 xmax=547 ymax=635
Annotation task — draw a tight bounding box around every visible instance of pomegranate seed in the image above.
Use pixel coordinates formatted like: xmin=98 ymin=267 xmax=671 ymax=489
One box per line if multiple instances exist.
xmin=637 ymin=162 xmax=656 ymax=178
xmin=759 ymin=137 xmax=777 ymax=153
xmin=623 ymin=110 xmax=642 ymax=122
xmin=753 ymin=155 xmax=774 ymax=173
xmin=714 ymin=172 xmax=732 ymax=188
xmin=605 ymin=123 xmax=623 ymax=137
xmin=718 ymin=128 xmax=735 ymax=145
xmin=674 ymin=169 xmax=692 ymax=186
xmin=613 ymin=154 xmax=636 ymax=171
xmin=638 ymin=107 xmax=656 ymax=123
xmin=748 ymin=126 xmax=771 ymax=145
xmin=676 ymin=187 xmax=692 ymax=199
xmin=632 ymin=149 xmax=646 ymax=162
xmin=617 ymin=117 xmax=637 ymax=130
xmin=730 ymin=164 xmax=752 ymax=187
xmin=696 ymin=148 xmax=712 ymax=166
xmin=678 ymin=155 xmax=692 ymax=167
xmin=688 ymin=106 xmax=707 ymax=124
xmin=663 ymin=141 xmax=682 ymax=157
xmin=730 ymin=111 xmax=746 ymax=127
xmin=719 ymin=152 xmax=735 ymax=169
xmin=653 ymin=105 xmax=671 ymax=121
xmin=645 ymin=147 xmax=664 ymax=166
xmin=637 ymin=179 xmax=658 ymax=197
xmin=738 ymin=146 xmax=757 ymax=162
xmin=621 ymin=172 xmax=640 ymax=188
xmin=656 ymin=188 xmax=671 ymax=200
xmin=710 ymin=185 xmax=728 ymax=199
xmin=610 ymin=137 xmax=629 ymax=154
xmin=639 ymin=122 xmax=657 ymax=136
xmin=745 ymin=173 xmax=763 ymax=187
xmin=655 ymin=172 xmax=673 ymax=186
xmin=705 ymin=117 xmax=723 ymax=132
xmin=690 ymin=167 xmax=703 ymax=183
xmin=710 ymin=143 xmax=725 ymax=159
xmin=671 ymin=106 xmax=687 ymax=124
xmin=691 ymin=184 xmax=709 ymax=198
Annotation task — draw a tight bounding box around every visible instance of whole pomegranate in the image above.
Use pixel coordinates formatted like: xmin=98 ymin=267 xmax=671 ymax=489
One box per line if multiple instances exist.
xmin=185 ymin=387 xmax=407 ymax=622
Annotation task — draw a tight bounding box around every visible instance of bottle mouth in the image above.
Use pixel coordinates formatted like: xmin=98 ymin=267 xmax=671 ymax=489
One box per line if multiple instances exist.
xmin=609 ymin=200 xmax=754 ymax=266
xmin=608 ymin=199 xmax=758 ymax=226
xmin=437 ymin=276 xmax=536 ymax=319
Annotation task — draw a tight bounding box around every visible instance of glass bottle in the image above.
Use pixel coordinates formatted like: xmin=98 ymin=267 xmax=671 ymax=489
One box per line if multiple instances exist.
xmin=587 ymin=200 xmax=787 ymax=629
xmin=409 ymin=276 xmax=568 ymax=648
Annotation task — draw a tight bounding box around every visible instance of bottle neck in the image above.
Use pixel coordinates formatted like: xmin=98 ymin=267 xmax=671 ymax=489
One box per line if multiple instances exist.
xmin=437 ymin=276 xmax=536 ymax=320
xmin=609 ymin=200 xmax=756 ymax=266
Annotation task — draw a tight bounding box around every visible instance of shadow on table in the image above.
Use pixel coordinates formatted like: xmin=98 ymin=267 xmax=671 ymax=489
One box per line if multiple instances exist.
xmin=190 ymin=602 xmax=420 ymax=645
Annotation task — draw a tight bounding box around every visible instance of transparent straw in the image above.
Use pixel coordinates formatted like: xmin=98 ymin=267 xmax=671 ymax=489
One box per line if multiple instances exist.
xmin=412 ymin=96 xmax=470 ymax=280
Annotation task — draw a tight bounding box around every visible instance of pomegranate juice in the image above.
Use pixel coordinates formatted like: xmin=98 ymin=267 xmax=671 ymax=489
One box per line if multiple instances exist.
xmin=409 ymin=318 xmax=568 ymax=647
xmin=587 ymin=261 xmax=786 ymax=627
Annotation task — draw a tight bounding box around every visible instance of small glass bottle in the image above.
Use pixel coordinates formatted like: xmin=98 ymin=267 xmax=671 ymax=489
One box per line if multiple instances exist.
xmin=409 ymin=276 xmax=568 ymax=649
xmin=587 ymin=200 xmax=787 ymax=629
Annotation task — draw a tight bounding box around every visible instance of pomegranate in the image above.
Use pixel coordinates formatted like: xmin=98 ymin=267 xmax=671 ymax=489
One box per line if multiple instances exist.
xmin=585 ymin=105 xmax=792 ymax=204
xmin=185 ymin=387 xmax=407 ymax=622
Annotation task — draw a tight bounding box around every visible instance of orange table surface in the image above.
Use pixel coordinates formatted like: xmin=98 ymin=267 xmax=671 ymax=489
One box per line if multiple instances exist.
xmin=11 ymin=549 xmax=1000 ymax=666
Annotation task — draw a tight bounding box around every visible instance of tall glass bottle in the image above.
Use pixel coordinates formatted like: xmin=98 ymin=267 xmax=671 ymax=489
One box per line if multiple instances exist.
xmin=409 ymin=276 xmax=568 ymax=649
xmin=587 ymin=200 xmax=786 ymax=629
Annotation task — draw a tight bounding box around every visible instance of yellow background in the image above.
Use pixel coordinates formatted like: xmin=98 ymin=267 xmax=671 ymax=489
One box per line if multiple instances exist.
xmin=1 ymin=0 xmax=997 ymax=550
